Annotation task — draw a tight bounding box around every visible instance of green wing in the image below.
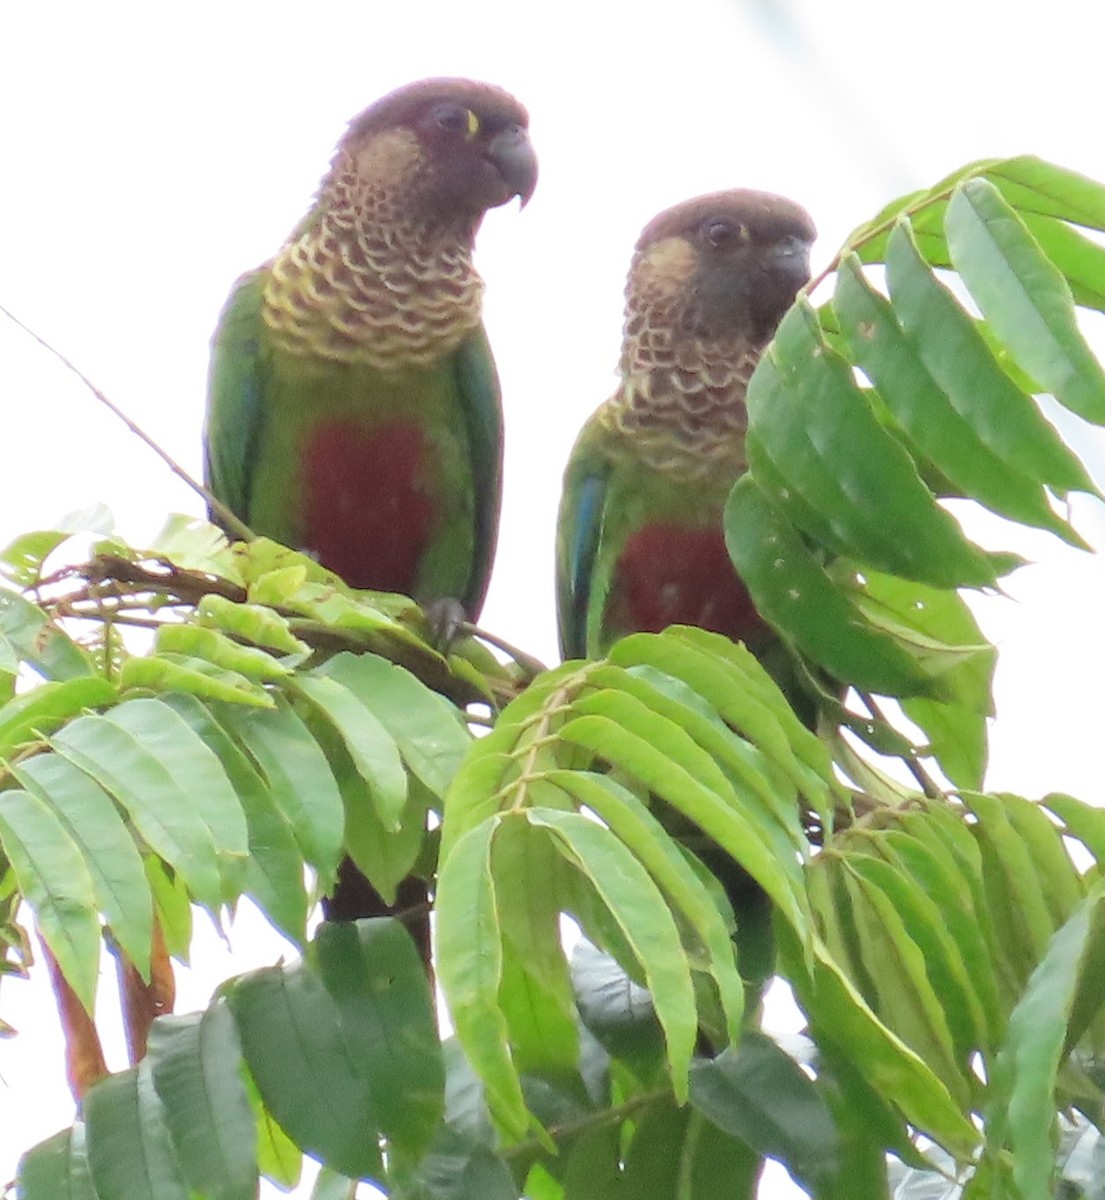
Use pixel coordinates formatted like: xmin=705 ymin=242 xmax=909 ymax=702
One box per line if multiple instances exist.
xmin=203 ymin=270 xmax=268 ymax=526
xmin=556 ymin=422 xmax=610 ymax=660
xmin=452 ymin=325 xmax=505 ymax=618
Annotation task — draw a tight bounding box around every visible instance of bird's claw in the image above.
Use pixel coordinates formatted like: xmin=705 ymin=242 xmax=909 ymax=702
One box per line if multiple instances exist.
xmin=424 ymin=596 xmax=470 ymax=650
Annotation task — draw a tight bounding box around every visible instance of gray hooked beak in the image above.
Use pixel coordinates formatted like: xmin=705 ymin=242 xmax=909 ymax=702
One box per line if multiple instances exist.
xmin=488 ymin=125 xmax=538 ymax=207
xmin=770 ymin=235 xmax=813 ymax=285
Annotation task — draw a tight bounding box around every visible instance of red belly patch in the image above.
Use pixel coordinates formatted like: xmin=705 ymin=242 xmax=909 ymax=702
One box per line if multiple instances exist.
xmin=303 ymin=420 xmax=434 ymax=593
xmin=607 ymin=523 xmax=769 ymax=645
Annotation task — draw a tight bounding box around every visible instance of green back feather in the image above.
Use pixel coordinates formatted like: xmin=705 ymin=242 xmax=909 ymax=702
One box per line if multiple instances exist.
xmin=204 ymin=270 xmax=267 ymax=525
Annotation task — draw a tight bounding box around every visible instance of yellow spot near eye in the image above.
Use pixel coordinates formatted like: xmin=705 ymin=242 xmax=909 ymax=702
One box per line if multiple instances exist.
xmin=465 ymin=109 xmax=480 ymax=138
xmin=638 ymin=236 xmax=699 ymax=289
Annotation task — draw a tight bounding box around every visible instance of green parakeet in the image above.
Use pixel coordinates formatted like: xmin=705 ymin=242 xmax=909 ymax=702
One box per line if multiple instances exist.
xmin=204 ymin=78 xmax=537 ymax=938
xmin=557 ymin=189 xmax=814 ymax=665
xmin=556 ymin=191 xmax=816 ymax=995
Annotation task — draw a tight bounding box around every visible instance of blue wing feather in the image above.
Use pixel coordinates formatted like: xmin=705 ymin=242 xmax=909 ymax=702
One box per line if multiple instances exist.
xmin=556 ymin=464 xmax=608 ymax=660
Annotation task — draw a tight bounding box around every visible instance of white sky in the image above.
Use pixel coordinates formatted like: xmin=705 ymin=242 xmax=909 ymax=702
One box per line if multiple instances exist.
xmin=2 ymin=1 xmax=1104 ymax=1194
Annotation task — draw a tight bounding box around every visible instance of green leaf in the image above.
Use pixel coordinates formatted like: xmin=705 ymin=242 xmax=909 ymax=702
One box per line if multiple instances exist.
xmin=215 ymin=695 xmax=344 ymax=889
xmin=18 ymin=1124 xmax=98 ymax=1200
xmin=585 ymin=663 xmax=806 ymax=852
xmin=899 ymin=803 xmax=1021 ymax=999
xmin=85 ymin=1063 xmax=191 ymax=1200
xmin=440 ymin=662 xmax=589 ymax=859
xmin=885 ymin=220 xmax=1095 ymax=497
xmin=15 ymin=753 xmax=153 ymax=979
xmin=1041 ymin=792 xmax=1105 ymax=872
xmin=0 ymin=590 xmax=91 ymax=681
xmin=946 ymin=178 xmax=1105 ymax=423
xmin=148 ymin=513 xmax=231 ymax=567
xmin=0 ymin=677 xmax=117 ymax=758
xmin=0 ymin=529 xmax=75 ymax=586
xmin=160 ymin=693 xmax=306 ymax=946
xmin=147 ymin=1005 xmax=256 ymax=1200
xmin=310 ymin=1166 xmax=359 ymax=1200
xmin=312 ymin=919 xmax=444 ymax=1164
xmin=335 ymin=748 xmax=427 ymax=908
xmin=881 ymin=829 xmax=1002 ymax=1052
xmin=317 ymin=652 xmax=470 ymax=801
xmin=689 ymin=1034 xmax=840 ymax=1191
xmin=551 ymin=770 xmax=744 ymax=1045
xmin=617 ymin=628 xmax=842 ymax=822
xmin=196 ymin=593 xmax=310 ymax=655
xmin=850 ymin=842 xmax=986 ymax=1066
xmin=0 ymin=628 xmax=17 ymax=680
xmin=567 ymin=685 xmax=743 ymax=814
xmin=111 ymin=698 xmax=249 ymax=885
xmin=833 ymin=253 xmax=1087 ymax=546
xmin=146 ymin=856 xmax=193 ymax=964
xmin=526 ymin=807 xmax=698 ymax=1102
xmin=409 ymin=1128 xmax=519 ymax=1200
xmin=436 ymin=816 xmax=529 ymax=1141
xmin=53 ymin=698 xmax=249 ymax=906
xmin=854 ymin=570 xmax=995 ymax=788
xmin=0 ymin=787 xmax=100 ymax=1010
xmin=781 ymin=929 xmax=978 ymax=1157
xmin=839 ymin=860 xmax=968 ymax=1106
xmin=748 ymin=300 xmax=1014 ymax=587
xmin=555 ymin=706 xmax=808 ymax=938
xmin=725 ymin=479 xmax=938 ymax=697
xmin=963 ymin=791 xmax=1057 ymax=978
xmin=987 ymin=886 xmax=1105 ymax=1200
xmin=237 ymin=539 xmax=351 ymax=593
xmin=622 ymin=1099 xmax=765 ymax=1200
xmin=49 ymin=712 xmax=220 ymax=910
xmin=292 ymin=673 xmax=408 ymax=831
xmin=155 ymin=623 xmax=294 ymax=682
xmin=228 ymin=957 xmax=384 ymax=1182
xmin=1021 ymin=210 xmax=1105 ymax=313
xmin=120 ymin=652 xmax=275 ymax=706
xmin=620 ymin=1101 xmax=691 ymax=1198
xmin=816 ymin=1057 xmax=903 ymax=1195
xmin=571 ymin=939 xmax=665 ymax=1076
xmin=988 ymin=155 xmax=1105 ymax=229
xmin=998 ymin=793 xmax=1084 ymax=930
xmin=245 ymin=1069 xmax=302 ymax=1188
xmin=490 ymin=813 xmax=581 ymax=1082
xmin=559 ymin=1123 xmax=626 ymax=1200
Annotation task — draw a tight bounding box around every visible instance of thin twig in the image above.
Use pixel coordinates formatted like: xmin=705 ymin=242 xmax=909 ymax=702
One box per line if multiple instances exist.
xmin=854 ymin=689 xmax=945 ymax=800
xmin=460 ymin=621 xmax=548 ymax=679
xmin=0 ymin=301 xmax=254 ymax=542
xmin=499 ymin=1087 xmax=669 ymax=1162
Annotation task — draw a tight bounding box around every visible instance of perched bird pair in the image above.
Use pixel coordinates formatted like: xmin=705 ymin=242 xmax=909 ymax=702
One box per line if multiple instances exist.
xmin=202 ymin=77 xmax=816 ymax=931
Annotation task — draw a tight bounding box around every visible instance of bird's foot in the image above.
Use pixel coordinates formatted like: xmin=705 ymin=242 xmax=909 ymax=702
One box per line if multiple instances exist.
xmin=423 ymin=598 xmax=547 ymax=680
xmin=424 ymin=596 xmax=469 ymax=649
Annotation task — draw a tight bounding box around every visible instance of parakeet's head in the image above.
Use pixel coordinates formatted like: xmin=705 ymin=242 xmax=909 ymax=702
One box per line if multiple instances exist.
xmin=333 ymin=78 xmax=537 ymax=227
xmin=629 ymin=191 xmax=816 ymax=344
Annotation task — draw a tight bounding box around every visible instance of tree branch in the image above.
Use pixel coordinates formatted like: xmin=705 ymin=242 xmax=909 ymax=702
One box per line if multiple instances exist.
xmin=0 ymin=301 xmax=254 ymax=542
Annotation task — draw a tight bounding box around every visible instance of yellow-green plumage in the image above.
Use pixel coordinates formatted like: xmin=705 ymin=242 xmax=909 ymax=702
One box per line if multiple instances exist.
xmin=557 ymin=192 xmax=817 ymax=984
xmin=205 ymin=78 xmax=536 ymax=615
xmin=557 ymin=190 xmax=815 ymax=661
xmin=204 ymin=78 xmax=536 ymax=935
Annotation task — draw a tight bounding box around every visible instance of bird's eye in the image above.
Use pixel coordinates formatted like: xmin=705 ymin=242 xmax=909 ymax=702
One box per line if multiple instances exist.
xmin=432 ymin=103 xmax=480 ymax=138
xmin=703 ymin=219 xmax=749 ymax=248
